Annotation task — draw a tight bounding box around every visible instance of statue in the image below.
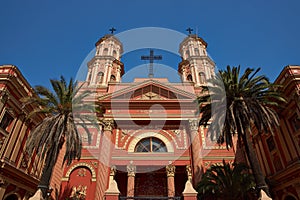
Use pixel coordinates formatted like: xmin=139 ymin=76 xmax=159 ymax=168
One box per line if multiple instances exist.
xmin=186 ymin=165 xmax=192 ymax=181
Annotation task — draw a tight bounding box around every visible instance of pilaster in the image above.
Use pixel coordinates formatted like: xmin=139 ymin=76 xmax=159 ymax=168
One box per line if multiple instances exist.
xmin=188 ymin=119 xmax=202 ymax=185
xmin=166 ymin=163 xmax=175 ymax=197
xmin=127 ymin=161 xmax=136 ymax=198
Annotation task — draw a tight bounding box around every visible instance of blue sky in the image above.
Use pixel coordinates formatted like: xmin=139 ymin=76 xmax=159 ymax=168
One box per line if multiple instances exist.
xmin=1 ymin=0 xmax=300 ymax=88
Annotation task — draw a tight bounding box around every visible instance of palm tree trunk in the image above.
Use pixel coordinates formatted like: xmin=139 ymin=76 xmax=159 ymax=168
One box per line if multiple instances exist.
xmin=39 ymin=147 xmax=59 ymax=198
xmin=242 ymin=132 xmax=271 ymax=197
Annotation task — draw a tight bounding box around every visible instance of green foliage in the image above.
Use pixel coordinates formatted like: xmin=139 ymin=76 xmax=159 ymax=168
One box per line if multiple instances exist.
xmin=197 ymin=160 xmax=256 ymax=200
xmin=197 ymin=66 xmax=285 ymax=196
xmin=197 ymin=65 xmax=285 ymax=148
xmin=22 ymin=76 xmax=99 ymax=166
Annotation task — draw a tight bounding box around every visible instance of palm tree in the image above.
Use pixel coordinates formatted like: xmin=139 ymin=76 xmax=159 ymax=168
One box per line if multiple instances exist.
xmin=197 ymin=160 xmax=255 ymax=200
xmin=22 ymin=76 xmax=97 ymax=198
xmin=197 ymin=66 xmax=285 ymax=197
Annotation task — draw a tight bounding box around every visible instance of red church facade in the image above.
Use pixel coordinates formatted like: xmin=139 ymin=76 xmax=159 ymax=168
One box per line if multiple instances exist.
xmin=54 ymin=34 xmax=236 ymax=200
xmin=1 ymin=34 xmax=300 ymax=200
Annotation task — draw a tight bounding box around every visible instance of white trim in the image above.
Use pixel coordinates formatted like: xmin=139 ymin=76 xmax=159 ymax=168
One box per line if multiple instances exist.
xmin=127 ymin=132 xmax=174 ymax=153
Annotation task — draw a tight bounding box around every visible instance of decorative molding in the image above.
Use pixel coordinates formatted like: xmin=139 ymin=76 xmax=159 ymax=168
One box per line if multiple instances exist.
xmin=188 ymin=119 xmax=198 ymax=131
xmin=127 ymin=161 xmax=136 ymax=177
xmin=166 ymin=163 xmax=176 ymax=177
xmin=0 ymin=176 xmax=8 ymax=188
xmin=102 ymin=119 xmax=114 ymax=131
xmin=200 ymin=126 xmax=227 ymax=150
xmin=64 ymin=162 xmax=96 ymax=182
xmin=127 ymin=132 xmax=174 ymax=153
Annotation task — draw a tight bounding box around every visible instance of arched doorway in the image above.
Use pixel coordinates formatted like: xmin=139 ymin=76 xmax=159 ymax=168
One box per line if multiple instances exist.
xmin=284 ymin=195 xmax=297 ymax=200
xmin=4 ymin=194 xmax=19 ymax=200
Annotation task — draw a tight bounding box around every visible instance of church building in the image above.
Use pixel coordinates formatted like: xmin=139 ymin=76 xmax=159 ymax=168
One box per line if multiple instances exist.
xmin=52 ymin=32 xmax=236 ymax=200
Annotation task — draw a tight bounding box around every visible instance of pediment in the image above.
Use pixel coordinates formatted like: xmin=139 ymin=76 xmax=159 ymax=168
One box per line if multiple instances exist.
xmin=99 ymin=80 xmax=195 ymax=101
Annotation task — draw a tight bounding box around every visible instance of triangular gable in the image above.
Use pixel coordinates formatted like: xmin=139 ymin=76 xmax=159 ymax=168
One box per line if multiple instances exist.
xmin=99 ymin=80 xmax=196 ymax=101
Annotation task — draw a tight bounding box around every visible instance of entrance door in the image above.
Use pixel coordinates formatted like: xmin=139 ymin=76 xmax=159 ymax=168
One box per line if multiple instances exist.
xmin=134 ymin=169 xmax=167 ymax=197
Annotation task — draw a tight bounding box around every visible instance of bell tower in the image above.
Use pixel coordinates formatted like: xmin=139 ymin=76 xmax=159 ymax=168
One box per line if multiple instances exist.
xmin=178 ymin=31 xmax=215 ymax=87
xmin=86 ymin=32 xmax=124 ymax=87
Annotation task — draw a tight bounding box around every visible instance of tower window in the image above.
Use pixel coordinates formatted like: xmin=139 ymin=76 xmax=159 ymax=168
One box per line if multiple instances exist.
xmin=187 ymin=74 xmax=193 ymax=82
xmin=185 ymin=50 xmax=190 ymax=58
xmin=113 ymin=50 xmax=117 ymax=58
xmin=0 ymin=111 xmax=13 ymax=131
xmin=194 ymin=48 xmax=200 ymax=56
xmin=110 ymin=75 xmax=116 ymax=82
xmin=289 ymin=114 xmax=300 ymax=131
xmin=98 ymin=72 xmax=104 ymax=83
xmin=135 ymin=137 xmax=167 ymax=152
xmin=103 ymin=48 xmax=109 ymax=56
xmin=199 ymin=72 xmax=206 ymax=84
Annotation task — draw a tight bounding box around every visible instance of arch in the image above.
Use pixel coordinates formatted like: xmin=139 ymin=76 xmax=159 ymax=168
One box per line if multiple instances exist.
xmin=103 ymin=48 xmax=109 ymax=55
xmin=187 ymin=74 xmax=193 ymax=82
xmin=135 ymin=137 xmax=167 ymax=152
xmin=283 ymin=195 xmax=297 ymax=200
xmin=199 ymin=72 xmax=206 ymax=84
xmin=112 ymin=50 xmax=117 ymax=58
xmin=194 ymin=48 xmax=200 ymax=56
xmin=185 ymin=50 xmax=190 ymax=58
xmin=128 ymin=132 xmax=174 ymax=153
xmin=4 ymin=193 xmax=21 ymax=200
xmin=98 ymin=71 xmax=104 ymax=84
xmin=64 ymin=163 xmax=96 ymax=182
xmin=110 ymin=75 xmax=116 ymax=82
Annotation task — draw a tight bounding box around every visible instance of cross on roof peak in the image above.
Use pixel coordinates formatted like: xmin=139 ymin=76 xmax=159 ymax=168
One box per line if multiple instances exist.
xmin=109 ymin=27 xmax=116 ymax=34
xmin=141 ymin=49 xmax=162 ymax=78
xmin=186 ymin=27 xmax=193 ymax=35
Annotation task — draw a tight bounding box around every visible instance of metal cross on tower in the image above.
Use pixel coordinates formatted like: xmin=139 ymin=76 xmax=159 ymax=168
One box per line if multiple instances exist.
xmin=186 ymin=27 xmax=193 ymax=35
xmin=109 ymin=27 xmax=116 ymax=34
xmin=141 ymin=49 xmax=162 ymax=78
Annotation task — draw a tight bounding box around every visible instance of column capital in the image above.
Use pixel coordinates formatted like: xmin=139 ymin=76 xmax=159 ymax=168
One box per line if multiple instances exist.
xmin=127 ymin=161 xmax=136 ymax=177
xmin=188 ymin=119 xmax=199 ymax=131
xmin=0 ymin=176 xmax=8 ymax=188
xmin=166 ymin=164 xmax=176 ymax=177
xmin=102 ymin=119 xmax=114 ymax=132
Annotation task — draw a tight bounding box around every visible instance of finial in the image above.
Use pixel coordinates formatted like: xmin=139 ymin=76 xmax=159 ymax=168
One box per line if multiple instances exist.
xmin=186 ymin=27 xmax=193 ymax=35
xmin=109 ymin=27 xmax=116 ymax=34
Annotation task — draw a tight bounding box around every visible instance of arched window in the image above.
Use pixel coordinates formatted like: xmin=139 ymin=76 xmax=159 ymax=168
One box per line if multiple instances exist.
xmin=194 ymin=48 xmax=200 ymax=56
xmin=113 ymin=50 xmax=117 ymax=58
xmin=185 ymin=50 xmax=190 ymax=58
xmin=103 ymin=48 xmax=109 ymax=55
xmin=199 ymin=72 xmax=206 ymax=84
xmin=187 ymin=74 xmax=193 ymax=82
xmin=98 ymin=72 xmax=104 ymax=83
xmin=135 ymin=137 xmax=167 ymax=152
xmin=110 ymin=75 xmax=116 ymax=82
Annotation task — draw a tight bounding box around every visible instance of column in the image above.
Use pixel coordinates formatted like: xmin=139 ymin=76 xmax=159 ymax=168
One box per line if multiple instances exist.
xmin=127 ymin=161 xmax=136 ymax=198
xmin=100 ymin=119 xmax=114 ymax=167
xmin=166 ymin=163 xmax=175 ymax=197
xmin=188 ymin=119 xmax=202 ymax=185
xmin=96 ymin=119 xmax=114 ymax=199
xmin=0 ymin=177 xmax=8 ymax=200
